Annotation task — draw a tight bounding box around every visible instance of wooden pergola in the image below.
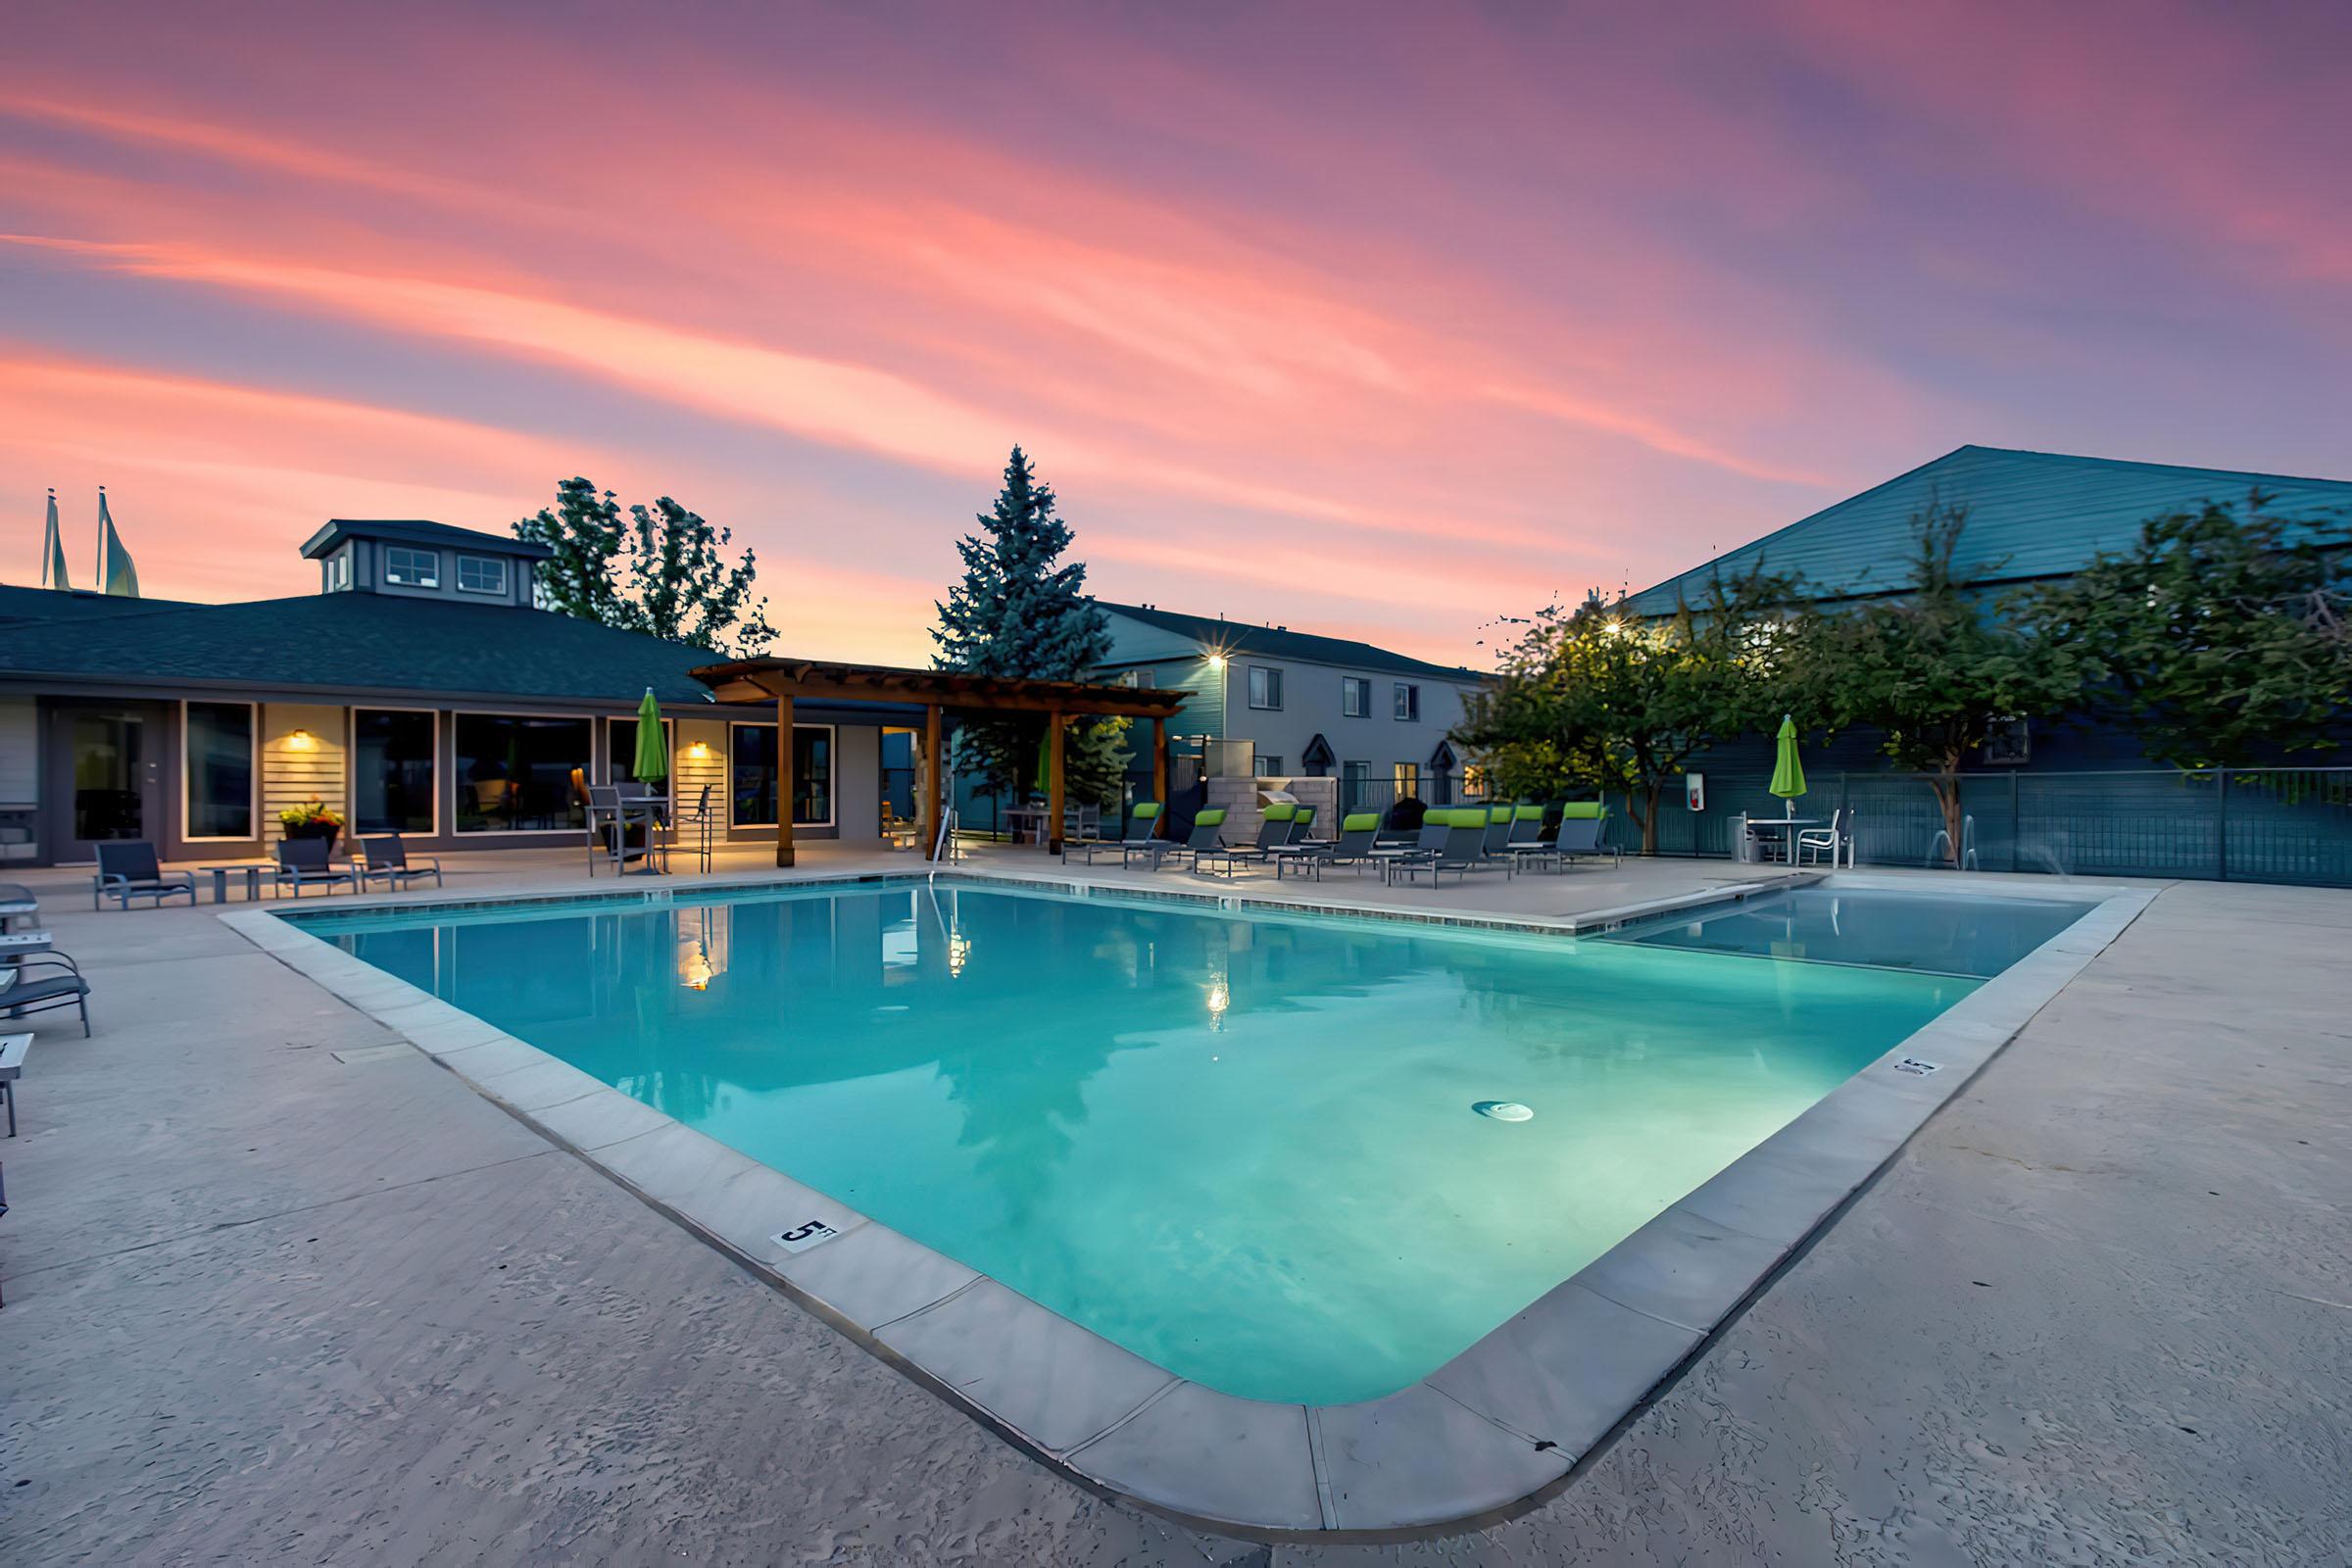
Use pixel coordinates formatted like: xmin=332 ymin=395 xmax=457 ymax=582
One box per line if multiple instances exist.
xmin=692 ymin=657 xmax=1191 ymax=864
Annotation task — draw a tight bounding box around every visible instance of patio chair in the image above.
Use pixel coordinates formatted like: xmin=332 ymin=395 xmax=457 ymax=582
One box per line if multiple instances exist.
xmin=1066 ymin=801 xmax=1161 ymax=864
xmin=0 ymin=884 xmax=38 ymax=932
xmin=674 ymin=783 xmax=718 ymax=873
xmin=1796 ymin=808 xmax=1848 ymax=868
xmin=1505 ymin=805 xmax=1545 ymax=847
xmin=1221 ymin=803 xmax=1308 ymax=872
xmin=272 ymin=837 xmax=359 ymax=897
xmin=353 ymin=836 xmax=443 ymax=892
xmin=0 ymin=953 xmax=90 ymax=1037
xmin=1369 ymin=813 xmax=1451 ymax=880
xmin=91 ymin=842 xmax=196 ymax=910
xmin=1147 ymin=808 xmax=1227 ymax=871
xmin=1514 ymin=808 xmax=1620 ymax=873
xmin=1481 ymin=806 xmax=1515 ymax=856
xmin=1385 ymin=809 xmax=1488 ymax=888
xmin=1275 ymin=811 xmax=1383 ymax=880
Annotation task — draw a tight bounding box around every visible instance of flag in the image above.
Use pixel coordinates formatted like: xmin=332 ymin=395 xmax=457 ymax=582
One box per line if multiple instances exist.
xmin=41 ymin=489 xmax=72 ymax=591
xmin=98 ymin=487 xmax=140 ymax=598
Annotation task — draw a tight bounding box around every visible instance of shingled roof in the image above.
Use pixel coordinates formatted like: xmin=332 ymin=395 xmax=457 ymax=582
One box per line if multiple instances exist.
xmin=0 ymin=588 xmax=718 ymax=705
xmin=1093 ymin=601 xmax=1484 ymax=681
xmin=1626 ymin=445 xmax=2352 ymax=614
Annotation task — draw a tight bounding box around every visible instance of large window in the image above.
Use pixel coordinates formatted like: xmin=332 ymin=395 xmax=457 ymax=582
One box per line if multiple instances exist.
xmin=1248 ymin=665 xmax=1284 ymax=710
xmin=456 ymin=554 xmax=509 ymax=595
xmin=1342 ymin=760 xmax=1372 ymax=812
xmin=352 ymin=709 xmax=437 ymax=834
xmin=730 ymin=724 xmax=834 ymax=826
xmin=1342 ymin=676 xmax=1370 ymax=717
xmin=384 ymin=546 xmax=439 ymax=588
xmin=609 ymin=717 xmax=674 ymax=786
xmin=183 ymin=701 xmax=255 ymax=839
xmin=454 ymin=714 xmax=590 ymax=831
xmin=1393 ymin=682 xmax=1420 ymax=721
xmin=1394 ymin=761 xmax=1420 ymax=799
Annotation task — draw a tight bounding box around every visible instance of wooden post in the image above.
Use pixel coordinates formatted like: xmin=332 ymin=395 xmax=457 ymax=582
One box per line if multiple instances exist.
xmin=923 ymin=703 xmax=943 ymax=861
xmin=1047 ymin=710 xmax=1066 ymax=855
xmin=1152 ymin=715 xmax=1168 ymax=807
xmin=774 ymin=691 xmax=796 ymax=867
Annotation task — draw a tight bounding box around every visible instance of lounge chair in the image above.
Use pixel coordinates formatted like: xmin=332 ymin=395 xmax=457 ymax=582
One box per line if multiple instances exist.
xmin=1505 ymin=805 xmax=1545 ymax=847
xmin=1223 ymin=803 xmax=1312 ymax=872
xmin=1275 ymin=811 xmax=1383 ymax=880
xmin=1369 ymin=813 xmax=1452 ymax=883
xmin=0 ymin=953 xmax=90 ymax=1037
xmin=354 ymin=835 xmax=443 ymax=892
xmin=1065 ymin=801 xmax=1162 ymax=864
xmin=272 ymin=837 xmax=359 ymax=897
xmin=1148 ymin=808 xmax=1227 ymax=871
xmin=1386 ymin=809 xmax=1489 ymax=887
xmin=91 ymin=842 xmax=196 ymax=910
xmin=0 ymin=884 xmax=38 ymax=932
xmin=1513 ymin=807 xmax=1620 ymax=872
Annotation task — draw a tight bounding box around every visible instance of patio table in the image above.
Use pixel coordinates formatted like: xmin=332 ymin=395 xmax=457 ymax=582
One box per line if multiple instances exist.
xmin=612 ymin=797 xmax=671 ymax=875
xmin=197 ymin=862 xmax=278 ymax=904
xmin=1740 ymin=816 xmax=1821 ymax=865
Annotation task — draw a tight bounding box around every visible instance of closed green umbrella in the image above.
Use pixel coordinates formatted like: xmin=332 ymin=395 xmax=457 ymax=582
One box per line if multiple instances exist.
xmin=1768 ymin=713 xmax=1806 ymax=816
xmin=632 ymin=688 xmax=668 ymax=786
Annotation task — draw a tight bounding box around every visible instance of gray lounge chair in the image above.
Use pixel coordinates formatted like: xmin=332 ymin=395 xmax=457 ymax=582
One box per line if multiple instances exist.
xmin=273 ymin=837 xmax=359 ymax=897
xmin=1150 ymin=808 xmax=1227 ymax=871
xmin=1370 ymin=813 xmax=1451 ymax=882
xmin=1066 ymin=801 xmax=1161 ymax=864
xmin=0 ymin=884 xmax=38 ymax=932
xmin=1227 ymin=803 xmax=1313 ymax=870
xmin=354 ymin=835 xmax=444 ymax=891
xmin=1275 ymin=811 xmax=1382 ymax=880
xmin=0 ymin=953 xmax=90 ymax=1037
xmin=1513 ymin=808 xmax=1620 ymax=872
xmin=92 ymin=843 xmax=196 ymax=910
xmin=1386 ymin=809 xmax=1489 ymax=887
xmin=1504 ymin=805 xmax=1544 ymax=847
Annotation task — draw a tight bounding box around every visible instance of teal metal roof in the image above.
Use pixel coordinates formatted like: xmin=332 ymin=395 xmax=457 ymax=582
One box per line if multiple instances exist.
xmin=1626 ymin=446 xmax=2352 ymax=613
xmin=1095 ymin=601 xmax=1484 ymax=681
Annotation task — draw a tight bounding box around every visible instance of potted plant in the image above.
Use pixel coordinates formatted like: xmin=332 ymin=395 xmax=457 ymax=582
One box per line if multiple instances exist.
xmin=278 ymin=801 xmax=346 ymax=851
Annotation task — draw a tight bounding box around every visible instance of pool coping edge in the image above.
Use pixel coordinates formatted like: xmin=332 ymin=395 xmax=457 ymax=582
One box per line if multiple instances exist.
xmin=218 ymin=869 xmax=2160 ymax=1540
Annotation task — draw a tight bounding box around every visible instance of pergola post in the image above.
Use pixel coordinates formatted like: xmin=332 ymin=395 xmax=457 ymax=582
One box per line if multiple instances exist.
xmin=1046 ymin=710 xmax=1066 ymax=854
xmin=1152 ymin=716 xmax=1168 ymax=807
xmin=923 ymin=702 xmax=943 ymax=861
xmin=774 ymin=691 xmax=796 ymax=867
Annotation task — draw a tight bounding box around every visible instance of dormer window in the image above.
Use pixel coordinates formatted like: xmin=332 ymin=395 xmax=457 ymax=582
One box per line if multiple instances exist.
xmin=457 ymin=555 xmax=509 ymax=596
xmin=384 ymin=546 xmax=439 ymax=588
xmin=325 ymin=552 xmax=353 ymax=592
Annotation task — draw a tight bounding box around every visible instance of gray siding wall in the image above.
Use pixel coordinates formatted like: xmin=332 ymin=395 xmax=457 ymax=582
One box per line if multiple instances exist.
xmin=1220 ymin=659 xmax=1478 ymax=780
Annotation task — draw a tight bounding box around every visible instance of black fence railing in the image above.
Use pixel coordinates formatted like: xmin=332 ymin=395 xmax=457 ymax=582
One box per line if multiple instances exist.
xmin=1599 ymin=766 xmax=2352 ymax=887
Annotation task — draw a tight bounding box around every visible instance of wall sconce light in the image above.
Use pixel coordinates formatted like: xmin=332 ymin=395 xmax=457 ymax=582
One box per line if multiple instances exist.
xmin=686 ymin=740 xmax=711 ymax=760
xmin=286 ymin=728 xmax=318 ymax=751
xmin=1205 ymin=653 xmax=1228 ymax=669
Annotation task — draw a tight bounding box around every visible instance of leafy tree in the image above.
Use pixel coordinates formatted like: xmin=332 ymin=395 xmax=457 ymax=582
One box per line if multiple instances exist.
xmin=1456 ymin=570 xmax=1793 ymax=854
xmin=2022 ymin=496 xmax=2350 ymax=768
xmin=933 ymin=446 xmax=1128 ymax=803
xmin=1798 ymin=499 xmax=2087 ymax=864
xmin=514 ymin=476 xmax=776 ymax=657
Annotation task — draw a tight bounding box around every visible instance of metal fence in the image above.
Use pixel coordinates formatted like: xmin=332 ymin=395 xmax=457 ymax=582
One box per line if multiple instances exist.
xmin=1602 ymin=766 xmax=2352 ymax=887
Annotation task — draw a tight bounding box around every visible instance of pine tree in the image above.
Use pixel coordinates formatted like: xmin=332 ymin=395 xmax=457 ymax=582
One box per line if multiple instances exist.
xmin=933 ymin=446 xmax=1129 ymax=802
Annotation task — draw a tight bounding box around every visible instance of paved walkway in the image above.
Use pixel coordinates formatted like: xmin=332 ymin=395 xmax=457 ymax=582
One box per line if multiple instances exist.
xmin=2 ymin=866 xmax=2345 ymax=1564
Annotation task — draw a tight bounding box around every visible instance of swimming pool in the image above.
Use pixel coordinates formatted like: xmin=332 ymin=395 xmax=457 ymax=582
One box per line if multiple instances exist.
xmin=291 ymin=878 xmax=2037 ymax=1406
xmin=1610 ymin=885 xmax=2102 ymax=977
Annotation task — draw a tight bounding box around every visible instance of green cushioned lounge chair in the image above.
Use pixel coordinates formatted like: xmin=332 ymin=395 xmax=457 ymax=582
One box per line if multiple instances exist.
xmin=1277 ymin=811 xmax=1382 ymax=881
xmin=1148 ymin=808 xmax=1226 ymax=871
xmin=1065 ymin=801 xmax=1163 ymax=865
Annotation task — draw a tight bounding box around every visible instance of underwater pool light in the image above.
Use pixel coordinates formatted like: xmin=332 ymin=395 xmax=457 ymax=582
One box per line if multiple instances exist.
xmin=1474 ymin=1101 xmax=1534 ymax=1122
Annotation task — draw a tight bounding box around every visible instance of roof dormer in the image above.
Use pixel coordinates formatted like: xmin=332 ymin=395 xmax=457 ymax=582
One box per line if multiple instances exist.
xmin=298 ymin=519 xmax=552 ymax=609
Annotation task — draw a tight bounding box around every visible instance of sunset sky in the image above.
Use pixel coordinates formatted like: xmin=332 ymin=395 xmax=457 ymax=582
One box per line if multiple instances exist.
xmin=5 ymin=2 xmax=2346 ymax=666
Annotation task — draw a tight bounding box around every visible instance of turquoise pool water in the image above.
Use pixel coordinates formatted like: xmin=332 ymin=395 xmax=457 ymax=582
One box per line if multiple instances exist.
xmin=1613 ymin=886 xmax=2099 ymax=977
xmin=297 ymin=881 xmax=1989 ymax=1404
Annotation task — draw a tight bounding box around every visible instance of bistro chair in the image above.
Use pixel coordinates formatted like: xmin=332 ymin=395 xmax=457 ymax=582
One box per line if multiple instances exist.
xmin=91 ymin=843 xmax=197 ymax=911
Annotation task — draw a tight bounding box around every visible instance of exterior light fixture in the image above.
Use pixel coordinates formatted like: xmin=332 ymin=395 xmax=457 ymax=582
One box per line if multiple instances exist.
xmin=1205 ymin=653 xmax=1227 ymax=669
xmin=686 ymin=740 xmax=711 ymax=760
xmin=286 ymin=727 xmax=318 ymax=751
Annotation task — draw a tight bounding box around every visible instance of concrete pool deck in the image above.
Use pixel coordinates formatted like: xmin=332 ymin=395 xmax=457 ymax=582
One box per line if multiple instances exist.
xmin=2 ymin=851 xmax=2347 ymax=1562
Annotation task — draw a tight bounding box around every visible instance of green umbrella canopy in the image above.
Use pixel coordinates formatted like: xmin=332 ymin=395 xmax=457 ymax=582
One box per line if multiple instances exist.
xmin=632 ymin=688 xmax=668 ymax=783
xmin=1768 ymin=713 xmax=1806 ymax=808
